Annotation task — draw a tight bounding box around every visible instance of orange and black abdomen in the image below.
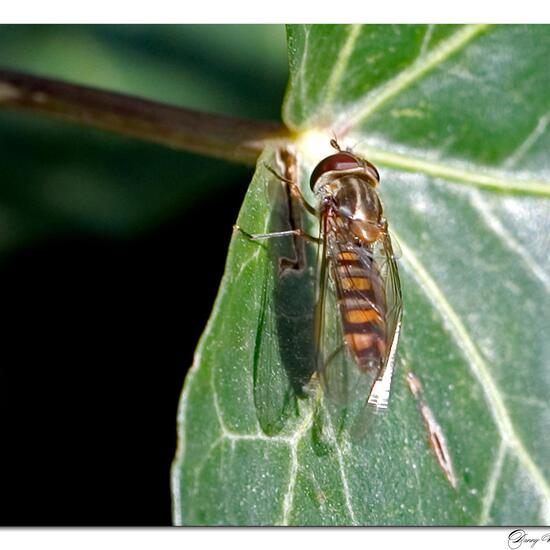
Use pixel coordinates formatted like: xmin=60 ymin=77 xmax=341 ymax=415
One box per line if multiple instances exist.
xmin=333 ymin=250 xmax=387 ymax=371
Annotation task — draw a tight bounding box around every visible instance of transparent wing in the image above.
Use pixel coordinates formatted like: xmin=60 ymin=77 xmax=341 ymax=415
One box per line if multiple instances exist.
xmin=385 ymin=228 xmax=402 ymax=260
xmin=364 ymin=232 xmax=403 ymax=410
xmin=348 ymin=232 xmax=403 ymax=440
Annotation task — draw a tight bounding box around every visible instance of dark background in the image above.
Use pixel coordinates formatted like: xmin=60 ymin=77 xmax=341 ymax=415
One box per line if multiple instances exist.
xmin=0 ymin=25 xmax=288 ymax=525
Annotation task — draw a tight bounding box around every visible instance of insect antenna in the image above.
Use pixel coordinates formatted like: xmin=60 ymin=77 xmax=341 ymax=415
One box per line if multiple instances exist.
xmin=347 ymin=138 xmax=366 ymax=152
xmin=329 ymin=137 xmax=342 ymax=151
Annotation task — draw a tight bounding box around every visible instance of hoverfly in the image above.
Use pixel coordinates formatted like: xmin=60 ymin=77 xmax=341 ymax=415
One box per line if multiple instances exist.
xmin=237 ymin=140 xmax=402 ymax=430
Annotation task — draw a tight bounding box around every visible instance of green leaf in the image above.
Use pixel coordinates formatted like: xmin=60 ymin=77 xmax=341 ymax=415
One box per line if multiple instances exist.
xmin=172 ymin=25 xmax=550 ymax=525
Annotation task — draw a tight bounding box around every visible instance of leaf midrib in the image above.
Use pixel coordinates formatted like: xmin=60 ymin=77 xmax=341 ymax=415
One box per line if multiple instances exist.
xmin=361 ymin=144 xmax=550 ymax=197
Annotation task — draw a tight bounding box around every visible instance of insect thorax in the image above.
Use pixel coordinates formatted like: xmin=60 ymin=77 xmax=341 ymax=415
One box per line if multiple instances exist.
xmin=322 ymin=174 xmax=384 ymax=244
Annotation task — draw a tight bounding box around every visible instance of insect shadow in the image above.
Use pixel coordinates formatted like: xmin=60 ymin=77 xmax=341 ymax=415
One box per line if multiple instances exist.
xmin=250 ymin=168 xmax=318 ymax=436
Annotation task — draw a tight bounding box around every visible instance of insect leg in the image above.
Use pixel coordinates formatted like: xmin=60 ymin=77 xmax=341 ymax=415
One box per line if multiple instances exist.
xmin=233 ymin=224 xmax=321 ymax=243
xmin=263 ymin=164 xmax=317 ymax=217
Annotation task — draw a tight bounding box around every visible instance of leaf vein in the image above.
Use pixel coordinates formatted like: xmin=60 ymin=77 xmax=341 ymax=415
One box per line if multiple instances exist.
xmin=469 ymin=189 xmax=550 ymax=292
xmin=191 ymin=436 xmax=225 ymax=498
xmin=503 ymin=394 xmax=549 ymax=410
xmin=281 ymin=390 xmax=322 ymax=525
xmin=504 ymin=110 xmax=550 ymax=169
xmin=320 ymin=24 xmax=363 ymax=115
xmin=418 ymin=24 xmax=435 ymax=58
xmin=480 ymin=442 xmax=507 ymax=525
xmin=322 ymin=403 xmax=358 ymax=525
xmin=336 ymin=24 xmax=490 ymax=131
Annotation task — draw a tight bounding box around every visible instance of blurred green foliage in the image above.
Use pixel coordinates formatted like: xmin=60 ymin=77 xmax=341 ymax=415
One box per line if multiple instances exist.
xmin=0 ymin=25 xmax=288 ymax=254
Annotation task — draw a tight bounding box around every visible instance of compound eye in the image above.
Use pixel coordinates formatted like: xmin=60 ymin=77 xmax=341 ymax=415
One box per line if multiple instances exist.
xmin=309 ymin=152 xmax=361 ymax=190
xmin=364 ymin=159 xmax=380 ymax=183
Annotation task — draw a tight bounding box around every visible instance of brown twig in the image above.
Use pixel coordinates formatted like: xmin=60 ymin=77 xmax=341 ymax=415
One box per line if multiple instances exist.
xmin=0 ymin=68 xmax=293 ymax=165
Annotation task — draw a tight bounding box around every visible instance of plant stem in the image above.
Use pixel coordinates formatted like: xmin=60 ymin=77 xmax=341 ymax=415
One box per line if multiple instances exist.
xmin=0 ymin=68 xmax=293 ymax=165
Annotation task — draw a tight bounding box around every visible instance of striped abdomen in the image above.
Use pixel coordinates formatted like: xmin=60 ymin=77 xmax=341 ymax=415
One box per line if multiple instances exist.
xmin=333 ymin=249 xmax=387 ymax=371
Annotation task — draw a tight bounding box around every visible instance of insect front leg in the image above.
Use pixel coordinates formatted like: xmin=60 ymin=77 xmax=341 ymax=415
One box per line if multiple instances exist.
xmin=263 ymin=164 xmax=317 ymax=217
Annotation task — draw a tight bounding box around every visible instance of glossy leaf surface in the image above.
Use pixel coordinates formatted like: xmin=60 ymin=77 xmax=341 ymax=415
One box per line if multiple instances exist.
xmin=172 ymin=25 xmax=550 ymax=525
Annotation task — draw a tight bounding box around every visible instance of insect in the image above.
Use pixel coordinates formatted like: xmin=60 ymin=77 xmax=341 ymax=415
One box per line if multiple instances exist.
xmin=236 ymin=140 xmax=402 ymax=423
